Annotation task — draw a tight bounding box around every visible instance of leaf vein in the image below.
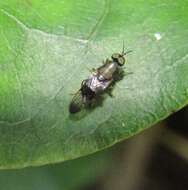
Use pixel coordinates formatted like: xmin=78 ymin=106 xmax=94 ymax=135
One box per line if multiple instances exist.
xmin=85 ymin=0 xmax=110 ymax=41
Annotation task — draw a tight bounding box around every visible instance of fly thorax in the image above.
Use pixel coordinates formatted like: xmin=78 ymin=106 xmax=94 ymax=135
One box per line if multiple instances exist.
xmin=101 ymin=62 xmax=117 ymax=80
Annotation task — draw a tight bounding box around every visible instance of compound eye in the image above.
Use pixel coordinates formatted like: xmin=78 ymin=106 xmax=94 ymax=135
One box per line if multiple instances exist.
xmin=111 ymin=53 xmax=119 ymax=60
xmin=118 ymin=56 xmax=125 ymax=66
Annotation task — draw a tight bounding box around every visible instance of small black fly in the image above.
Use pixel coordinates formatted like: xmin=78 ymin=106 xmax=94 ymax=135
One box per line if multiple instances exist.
xmin=69 ymin=44 xmax=132 ymax=114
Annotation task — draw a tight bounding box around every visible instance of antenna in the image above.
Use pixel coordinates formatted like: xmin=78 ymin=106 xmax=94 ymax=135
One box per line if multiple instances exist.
xmin=122 ymin=41 xmax=132 ymax=56
xmin=123 ymin=50 xmax=133 ymax=55
xmin=122 ymin=40 xmax=125 ymax=54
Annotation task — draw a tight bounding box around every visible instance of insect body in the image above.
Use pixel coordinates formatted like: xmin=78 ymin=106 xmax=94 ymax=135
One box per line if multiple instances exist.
xmin=69 ymin=80 xmax=96 ymax=113
xmin=69 ymin=46 xmax=132 ymax=114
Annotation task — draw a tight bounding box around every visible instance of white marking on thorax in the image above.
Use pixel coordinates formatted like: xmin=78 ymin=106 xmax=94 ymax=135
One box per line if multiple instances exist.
xmin=86 ymin=74 xmax=112 ymax=93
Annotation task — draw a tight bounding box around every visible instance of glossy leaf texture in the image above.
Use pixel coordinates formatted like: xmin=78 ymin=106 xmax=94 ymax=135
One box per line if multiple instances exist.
xmin=0 ymin=0 xmax=188 ymax=168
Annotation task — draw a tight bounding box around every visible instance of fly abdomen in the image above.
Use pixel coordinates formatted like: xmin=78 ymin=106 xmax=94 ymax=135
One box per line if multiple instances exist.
xmin=69 ymin=90 xmax=83 ymax=113
xmin=69 ymin=101 xmax=82 ymax=113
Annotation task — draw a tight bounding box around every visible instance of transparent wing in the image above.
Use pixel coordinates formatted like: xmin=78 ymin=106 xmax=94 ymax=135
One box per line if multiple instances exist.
xmin=69 ymin=90 xmax=83 ymax=113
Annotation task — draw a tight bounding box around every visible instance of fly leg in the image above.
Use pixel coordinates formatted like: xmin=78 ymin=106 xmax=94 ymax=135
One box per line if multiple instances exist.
xmin=102 ymin=58 xmax=110 ymax=65
xmin=106 ymin=90 xmax=114 ymax=97
xmin=70 ymin=79 xmax=86 ymax=95
xmin=86 ymin=67 xmax=97 ymax=74
xmin=81 ymin=79 xmax=87 ymax=87
xmin=124 ymin=71 xmax=133 ymax=76
xmin=106 ymin=86 xmax=114 ymax=97
xmin=90 ymin=68 xmax=97 ymax=74
xmin=104 ymin=79 xmax=114 ymax=97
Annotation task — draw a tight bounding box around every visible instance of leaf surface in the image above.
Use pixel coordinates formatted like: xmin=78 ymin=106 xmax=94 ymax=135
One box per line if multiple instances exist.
xmin=0 ymin=0 xmax=188 ymax=168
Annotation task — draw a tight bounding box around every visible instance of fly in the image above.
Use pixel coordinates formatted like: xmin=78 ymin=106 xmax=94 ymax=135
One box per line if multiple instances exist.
xmin=69 ymin=80 xmax=96 ymax=113
xmin=69 ymin=44 xmax=132 ymax=114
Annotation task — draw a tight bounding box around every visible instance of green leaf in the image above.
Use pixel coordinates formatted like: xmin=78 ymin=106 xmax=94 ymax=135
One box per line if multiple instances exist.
xmin=0 ymin=150 xmax=112 ymax=190
xmin=0 ymin=0 xmax=188 ymax=169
